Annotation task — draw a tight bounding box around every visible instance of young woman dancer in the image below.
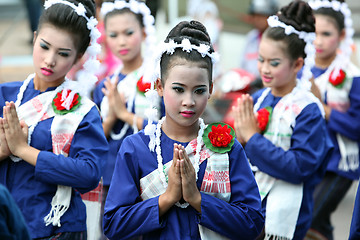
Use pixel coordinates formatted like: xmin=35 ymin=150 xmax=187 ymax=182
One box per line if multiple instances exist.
xmin=0 ymin=0 xmax=108 ymax=239
xmin=233 ymin=1 xmax=333 ymax=239
xmin=103 ymin=20 xmax=264 ymax=239
xmin=304 ymin=1 xmax=360 ymax=239
xmin=93 ymin=0 xmax=160 ymax=192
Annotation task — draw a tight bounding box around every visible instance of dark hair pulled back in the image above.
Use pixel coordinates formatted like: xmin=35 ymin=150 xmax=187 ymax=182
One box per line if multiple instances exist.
xmin=314 ymin=0 xmax=345 ymax=32
xmin=37 ymin=0 xmax=96 ymax=56
xmin=160 ymin=20 xmax=214 ymax=83
xmin=264 ymin=0 xmax=315 ymax=61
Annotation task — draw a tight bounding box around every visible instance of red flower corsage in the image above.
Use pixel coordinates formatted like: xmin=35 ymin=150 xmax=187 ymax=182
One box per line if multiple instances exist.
xmin=136 ymin=76 xmax=151 ymax=94
xmin=52 ymin=90 xmax=81 ymax=115
xmin=329 ymin=69 xmax=346 ymax=88
xmin=257 ymin=107 xmax=272 ymax=133
xmin=203 ymin=122 xmax=235 ymax=153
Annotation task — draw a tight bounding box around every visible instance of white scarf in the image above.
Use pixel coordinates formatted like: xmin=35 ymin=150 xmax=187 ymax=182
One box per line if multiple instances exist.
xmin=314 ymin=60 xmax=360 ymax=172
xmin=253 ymin=87 xmax=323 ymax=239
xmin=12 ymin=75 xmax=95 ymax=227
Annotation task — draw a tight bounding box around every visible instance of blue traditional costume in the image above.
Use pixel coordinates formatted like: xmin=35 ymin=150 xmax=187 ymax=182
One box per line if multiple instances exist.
xmin=0 ymin=77 xmax=108 ymax=238
xmin=103 ymin=129 xmax=264 ymax=239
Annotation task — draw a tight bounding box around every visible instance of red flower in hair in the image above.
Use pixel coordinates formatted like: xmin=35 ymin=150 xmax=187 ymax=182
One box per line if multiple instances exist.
xmin=329 ymin=69 xmax=346 ymax=88
xmin=136 ymin=76 xmax=151 ymax=94
xmin=52 ymin=90 xmax=81 ymax=115
xmin=257 ymin=107 xmax=272 ymax=133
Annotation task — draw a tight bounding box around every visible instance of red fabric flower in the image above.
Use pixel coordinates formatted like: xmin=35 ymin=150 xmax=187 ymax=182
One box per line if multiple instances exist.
xmin=136 ymin=76 xmax=151 ymax=93
xmin=208 ymin=124 xmax=233 ymax=148
xmin=53 ymin=90 xmax=79 ymax=111
xmin=329 ymin=69 xmax=346 ymax=87
xmin=257 ymin=107 xmax=272 ymax=132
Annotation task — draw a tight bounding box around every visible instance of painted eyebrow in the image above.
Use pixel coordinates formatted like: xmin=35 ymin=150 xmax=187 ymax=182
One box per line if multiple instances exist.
xmin=40 ymin=38 xmax=72 ymax=51
xmin=172 ymin=82 xmax=207 ymax=88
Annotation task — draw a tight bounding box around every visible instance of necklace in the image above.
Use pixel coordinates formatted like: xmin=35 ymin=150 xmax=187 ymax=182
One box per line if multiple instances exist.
xmin=155 ymin=116 xmax=205 ymax=208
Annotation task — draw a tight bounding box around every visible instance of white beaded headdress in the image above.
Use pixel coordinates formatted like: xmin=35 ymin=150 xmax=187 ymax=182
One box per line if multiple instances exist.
xmin=267 ymin=15 xmax=316 ymax=90
xmin=144 ymin=37 xmax=219 ymax=151
xmin=308 ymin=0 xmax=354 ymax=78
xmin=44 ymin=0 xmax=102 ymax=99
xmin=100 ymin=0 xmax=157 ymax=64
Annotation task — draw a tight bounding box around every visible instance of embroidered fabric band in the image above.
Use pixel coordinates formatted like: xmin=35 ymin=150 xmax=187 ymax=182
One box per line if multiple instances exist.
xmin=44 ymin=0 xmax=101 ymax=98
xmin=308 ymin=0 xmax=354 ymax=79
xmin=100 ymin=0 xmax=156 ymax=64
xmin=267 ymin=15 xmax=316 ymax=90
xmin=143 ymin=38 xmax=219 ymax=151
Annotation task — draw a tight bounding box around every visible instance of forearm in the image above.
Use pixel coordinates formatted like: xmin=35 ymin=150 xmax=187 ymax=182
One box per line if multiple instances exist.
xmin=102 ymin=115 xmax=117 ymax=137
xmin=13 ymin=145 xmax=40 ymax=166
xmin=120 ymin=111 xmax=143 ymax=130
xmin=158 ymin=192 xmax=176 ymax=217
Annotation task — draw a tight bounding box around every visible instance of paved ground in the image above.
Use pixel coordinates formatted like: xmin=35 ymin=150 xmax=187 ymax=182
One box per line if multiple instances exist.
xmin=0 ymin=3 xmax=359 ymax=240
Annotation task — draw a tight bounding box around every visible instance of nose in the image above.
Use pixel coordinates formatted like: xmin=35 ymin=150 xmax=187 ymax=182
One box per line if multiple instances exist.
xmin=44 ymin=52 xmax=56 ymax=68
xmin=182 ymin=92 xmax=195 ymax=107
xmin=258 ymin=61 xmax=270 ymax=75
xmin=117 ymin=34 xmax=126 ymax=46
xmin=313 ymin=34 xmax=322 ymax=47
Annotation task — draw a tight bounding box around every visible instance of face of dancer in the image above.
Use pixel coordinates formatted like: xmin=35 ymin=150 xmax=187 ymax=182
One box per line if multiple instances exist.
xmin=313 ymin=14 xmax=344 ymax=65
xmin=157 ymin=61 xmax=212 ymax=132
xmin=105 ymin=12 xmax=145 ymax=66
xmin=257 ymin=36 xmax=303 ymax=96
xmin=32 ymin=24 xmax=81 ymax=91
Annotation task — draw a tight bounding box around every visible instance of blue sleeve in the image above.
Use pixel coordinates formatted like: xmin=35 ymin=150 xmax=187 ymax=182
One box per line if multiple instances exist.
xmin=349 ymin=182 xmax=360 ymax=240
xmin=34 ymin=106 xmax=109 ymax=193
xmin=328 ymin=77 xmax=360 ymax=141
xmin=0 ymin=184 xmax=31 ymax=240
xmin=245 ymin=103 xmax=330 ymax=184
xmin=103 ymin=136 xmax=164 ymax=240
xmin=93 ymin=80 xmax=105 ymax=108
xmin=199 ymin=141 xmax=264 ymax=239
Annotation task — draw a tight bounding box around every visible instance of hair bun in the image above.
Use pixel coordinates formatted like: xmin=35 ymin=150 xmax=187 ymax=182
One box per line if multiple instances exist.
xmin=165 ymin=20 xmax=212 ymax=46
xmin=278 ymin=0 xmax=315 ymax=32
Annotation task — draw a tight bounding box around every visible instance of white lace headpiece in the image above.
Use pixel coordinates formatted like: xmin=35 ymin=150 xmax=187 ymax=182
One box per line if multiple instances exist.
xmin=267 ymin=15 xmax=316 ymax=90
xmin=143 ymin=38 xmax=219 ymax=151
xmin=100 ymin=0 xmax=157 ymax=62
xmin=308 ymin=0 xmax=354 ymax=77
xmin=44 ymin=0 xmax=102 ymax=100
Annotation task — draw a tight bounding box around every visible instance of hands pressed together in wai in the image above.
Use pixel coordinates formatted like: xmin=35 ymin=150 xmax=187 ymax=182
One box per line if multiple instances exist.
xmin=0 ymin=101 xmax=29 ymax=162
xmin=159 ymin=143 xmax=202 ymax=215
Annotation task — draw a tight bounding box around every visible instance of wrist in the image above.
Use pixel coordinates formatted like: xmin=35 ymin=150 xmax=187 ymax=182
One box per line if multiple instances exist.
xmin=187 ymin=191 xmax=202 ymax=213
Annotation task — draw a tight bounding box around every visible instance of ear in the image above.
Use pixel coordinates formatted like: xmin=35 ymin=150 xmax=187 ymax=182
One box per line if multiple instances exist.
xmin=294 ymin=57 xmax=304 ymax=73
xmin=339 ymin=29 xmax=346 ymax=42
xmin=74 ymin=53 xmax=84 ymax=65
xmin=156 ymin=78 xmax=163 ymax=97
xmin=208 ymin=83 xmax=213 ymax=98
xmin=142 ymin=28 xmax=147 ymax=41
xmin=33 ymin=31 xmax=37 ymax=45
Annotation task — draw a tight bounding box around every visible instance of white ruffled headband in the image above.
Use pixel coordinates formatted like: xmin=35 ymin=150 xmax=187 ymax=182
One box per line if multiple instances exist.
xmin=308 ymin=0 xmax=354 ymax=77
xmin=267 ymin=15 xmax=316 ymax=90
xmin=143 ymin=38 xmax=219 ymax=151
xmin=44 ymin=0 xmax=102 ymax=100
xmin=100 ymin=0 xmax=157 ymax=62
